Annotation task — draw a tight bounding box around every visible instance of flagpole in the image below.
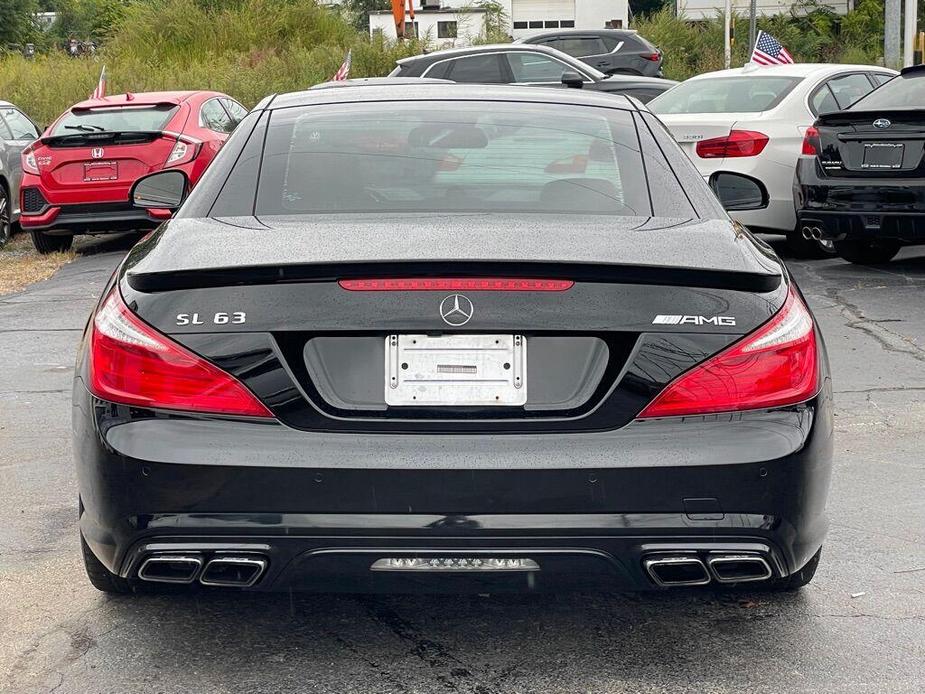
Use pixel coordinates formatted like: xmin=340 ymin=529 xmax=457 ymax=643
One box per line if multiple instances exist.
xmin=724 ymin=0 xmax=732 ymax=69
xmin=903 ymin=0 xmax=918 ymax=66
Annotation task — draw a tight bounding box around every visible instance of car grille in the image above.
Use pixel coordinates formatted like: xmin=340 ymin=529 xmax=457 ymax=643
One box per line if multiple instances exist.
xmin=21 ymin=187 xmax=48 ymax=214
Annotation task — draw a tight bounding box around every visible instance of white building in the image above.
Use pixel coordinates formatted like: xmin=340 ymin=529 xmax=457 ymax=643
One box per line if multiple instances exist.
xmin=676 ymin=0 xmax=853 ymax=21
xmin=370 ymin=1 xmax=631 ymax=47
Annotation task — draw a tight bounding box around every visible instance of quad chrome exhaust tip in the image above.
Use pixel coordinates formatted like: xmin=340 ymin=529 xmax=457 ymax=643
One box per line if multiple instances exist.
xmin=199 ymin=556 xmax=268 ymax=587
xmin=643 ymin=556 xmax=711 ymax=587
xmin=706 ymin=554 xmax=773 ymax=583
xmin=643 ymin=552 xmax=775 ymax=587
xmin=137 ymin=554 xmax=204 ymax=584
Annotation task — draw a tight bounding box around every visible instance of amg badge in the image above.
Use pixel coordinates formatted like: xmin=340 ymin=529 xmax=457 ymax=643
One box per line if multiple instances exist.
xmin=653 ymin=314 xmax=736 ymax=326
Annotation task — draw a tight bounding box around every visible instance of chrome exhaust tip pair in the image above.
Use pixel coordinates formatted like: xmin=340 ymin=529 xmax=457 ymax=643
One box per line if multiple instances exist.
xmin=137 ymin=554 xmax=267 ymax=587
xmin=644 ymin=553 xmax=772 ymax=587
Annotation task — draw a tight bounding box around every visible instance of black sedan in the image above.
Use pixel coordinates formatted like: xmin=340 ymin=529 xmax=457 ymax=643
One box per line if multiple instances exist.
xmin=388 ymin=44 xmax=675 ymax=103
xmin=796 ymin=65 xmax=925 ymax=263
xmin=74 ymin=84 xmax=832 ymax=595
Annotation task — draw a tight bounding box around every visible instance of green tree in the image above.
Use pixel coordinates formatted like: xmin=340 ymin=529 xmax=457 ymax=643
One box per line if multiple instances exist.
xmin=343 ymin=0 xmax=390 ymax=33
xmin=48 ymin=0 xmax=128 ymax=43
xmin=0 ymin=0 xmax=39 ymax=45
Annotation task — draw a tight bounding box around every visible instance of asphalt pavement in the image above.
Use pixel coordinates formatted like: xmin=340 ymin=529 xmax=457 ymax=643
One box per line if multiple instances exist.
xmin=1 ymin=234 xmax=923 ymax=694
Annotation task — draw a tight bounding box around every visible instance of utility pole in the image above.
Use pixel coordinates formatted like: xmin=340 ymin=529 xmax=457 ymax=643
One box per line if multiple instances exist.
xmin=885 ymin=0 xmax=902 ymax=69
xmin=724 ymin=0 xmax=732 ymax=69
xmin=749 ymin=0 xmax=757 ymax=55
xmin=904 ymin=0 xmax=918 ymax=66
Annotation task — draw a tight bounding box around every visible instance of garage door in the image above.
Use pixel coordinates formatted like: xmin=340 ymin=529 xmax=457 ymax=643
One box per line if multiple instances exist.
xmin=512 ymin=0 xmax=576 ymax=22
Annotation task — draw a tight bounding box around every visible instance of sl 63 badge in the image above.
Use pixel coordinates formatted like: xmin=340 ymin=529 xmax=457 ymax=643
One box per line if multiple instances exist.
xmin=176 ymin=312 xmax=246 ymax=326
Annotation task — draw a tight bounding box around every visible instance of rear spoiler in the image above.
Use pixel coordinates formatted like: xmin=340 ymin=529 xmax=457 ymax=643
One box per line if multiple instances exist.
xmin=816 ymin=108 xmax=925 ymax=126
xmin=71 ymin=101 xmax=180 ymax=112
xmin=126 ymin=260 xmax=783 ymax=294
xmin=40 ymin=129 xmax=199 ymax=147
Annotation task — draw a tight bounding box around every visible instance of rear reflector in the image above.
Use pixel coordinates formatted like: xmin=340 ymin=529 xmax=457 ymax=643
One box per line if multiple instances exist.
xmin=638 ymin=287 xmax=818 ymax=418
xmin=339 ymin=278 xmax=574 ymax=291
xmin=696 ymin=130 xmax=769 ymax=159
xmin=88 ymin=288 xmax=272 ymax=417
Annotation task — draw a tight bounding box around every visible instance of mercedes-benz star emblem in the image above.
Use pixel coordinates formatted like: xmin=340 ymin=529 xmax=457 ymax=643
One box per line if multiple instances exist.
xmin=90 ymin=147 xmax=105 ymax=159
xmin=439 ymin=294 xmax=473 ymax=327
xmin=873 ymin=118 xmax=891 ymax=129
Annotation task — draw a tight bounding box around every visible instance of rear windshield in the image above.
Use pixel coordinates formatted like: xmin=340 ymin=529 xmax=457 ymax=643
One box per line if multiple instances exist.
xmin=256 ymin=101 xmax=652 ymax=217
xmin=52 ymin=105 xmax=178 ymax=135
xmin=849 ymin=74 xmax=919 ymax=110
xmin=649 ymin=76 xmax=802 ymax=114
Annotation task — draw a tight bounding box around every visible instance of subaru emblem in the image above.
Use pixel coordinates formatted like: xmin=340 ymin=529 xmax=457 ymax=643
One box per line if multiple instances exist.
xmin=873 ymin=118 xmax=891 ymax=129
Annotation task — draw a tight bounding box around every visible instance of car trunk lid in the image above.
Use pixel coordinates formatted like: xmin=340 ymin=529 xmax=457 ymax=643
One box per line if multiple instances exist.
xmin=652 ymin=113 xmax=749 ymax=163
xmin=35 ymin=130 xmax=177 ymax=195
xmin=815 ymin=109 xmax=925 ymax=176
xmin=117 ymin=214 xmax=787 ymax=433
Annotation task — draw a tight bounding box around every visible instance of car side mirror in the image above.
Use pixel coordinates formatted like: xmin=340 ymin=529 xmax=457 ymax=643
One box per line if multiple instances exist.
xmin=709 ymin=172 xmax=766 ymax=212
xmin=130 ymin=170 xmax=188 ymax=213
xmin=561 ymin=71 xmax=584 ymax=89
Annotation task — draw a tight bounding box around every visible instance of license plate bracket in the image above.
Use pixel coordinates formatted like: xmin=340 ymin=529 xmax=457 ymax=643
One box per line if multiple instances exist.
xmin=861 ymin=143 xmax=904 ymax=169
xmin=385 ymin=334 xmax=526 ymax=406
xmin=83 ymin=161 xmax=118 ymax=181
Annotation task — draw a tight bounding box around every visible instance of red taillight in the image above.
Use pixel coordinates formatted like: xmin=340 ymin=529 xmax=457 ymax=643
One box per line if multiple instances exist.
xmin=643 ymin=52 xmax=661 ymax=62
xmin=638 ymin=288 xmax=819 ymax=418
xmin=88 ymin=288 xmax=272 ymax=417
xmin=165 ymin=136 xmax=202 ymax=167
xmin=696 ymin=130 xmax=769 ymax=159
xmin=21 ymin=143 xmax=40 ymax=175
xmin=802 ymin=126 xmax=820 ymax=156
xmin=338 ymin=278 xmax=574 ymax=291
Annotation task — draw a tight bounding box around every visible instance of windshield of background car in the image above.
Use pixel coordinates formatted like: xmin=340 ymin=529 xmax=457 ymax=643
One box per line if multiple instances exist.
xmin=52 ymin=105 xmax=179 ymax=134
xmin=649 ymin=76 xmax=803 ymax=114
xmin=256 ymin=101 xmax=656 ymax=217
xmin=849 ymin=74 xmax=921 ymax=110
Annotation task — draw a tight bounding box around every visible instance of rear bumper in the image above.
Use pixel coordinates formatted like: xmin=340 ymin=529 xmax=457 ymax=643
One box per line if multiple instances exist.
xmin=795 ymin=157 xmax=925 ymax=242
xmin=74 ymin=374 xmax=835 ymax=592
xmin=19 ymin=204 xmax=157 ymax=233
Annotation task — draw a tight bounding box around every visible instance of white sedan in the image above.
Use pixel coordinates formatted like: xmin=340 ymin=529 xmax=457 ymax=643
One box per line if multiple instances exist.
xmin=649 ymin=63 xmax=896 ymax=256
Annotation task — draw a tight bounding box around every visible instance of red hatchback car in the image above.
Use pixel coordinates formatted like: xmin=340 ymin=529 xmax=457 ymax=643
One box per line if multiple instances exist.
xmin=19 ymin=91 xmax=247 ymax=253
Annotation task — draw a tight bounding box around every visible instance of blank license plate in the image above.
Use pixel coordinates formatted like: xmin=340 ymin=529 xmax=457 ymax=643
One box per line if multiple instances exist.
xmin=83 ymin=161 xmax=118 ymax=181
xmin=385 ymin=334 xmax=526 ymax=406
xmin=862 ymin=143 xmax=904 ymax=169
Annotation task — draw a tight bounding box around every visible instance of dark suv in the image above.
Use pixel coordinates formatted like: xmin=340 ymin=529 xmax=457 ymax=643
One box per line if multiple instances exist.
xmin=389 ymin=44 xmax=674 ymax=104
xmin=517 ymin=30 xmax=663 ymax=77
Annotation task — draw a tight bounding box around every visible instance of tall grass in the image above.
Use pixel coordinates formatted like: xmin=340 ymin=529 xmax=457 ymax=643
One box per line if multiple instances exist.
xmin=0 ymin=0 xmax=890 ymax=124
xmin=0 ymin=0 xmax=426 ymax=124
xmin=635 ymin=4 xmax=885 ymax=82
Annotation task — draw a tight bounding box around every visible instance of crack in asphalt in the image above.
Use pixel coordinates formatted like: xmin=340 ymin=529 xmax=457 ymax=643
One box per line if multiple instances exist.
xmin=797 ymin=260 xmax=925 ymax=364
xmin=835 ymin=386 xmax=925 ymax=394
xmin=358 ymin=598 xmax=504 ymax=694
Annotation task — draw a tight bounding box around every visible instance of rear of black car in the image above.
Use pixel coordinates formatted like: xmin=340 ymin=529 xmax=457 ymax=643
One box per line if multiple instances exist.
xmin=73 ymin=86 xmax=832 ymax=595
xmin=796 ymin=66 xmax=925 ymax=263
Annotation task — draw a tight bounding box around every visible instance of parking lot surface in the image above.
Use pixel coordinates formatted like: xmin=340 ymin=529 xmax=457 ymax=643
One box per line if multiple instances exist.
xmin=1 ymin=235 xmax=923 ymax=694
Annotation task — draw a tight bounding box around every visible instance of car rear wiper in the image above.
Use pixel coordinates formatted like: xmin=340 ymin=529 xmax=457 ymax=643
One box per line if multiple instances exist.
xmin=63 ymin=124 xmax=106 ymax=132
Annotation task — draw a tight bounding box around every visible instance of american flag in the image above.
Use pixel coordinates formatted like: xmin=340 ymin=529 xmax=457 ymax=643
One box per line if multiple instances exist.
xmin=750 ymin=31 xmax=794 ymax=66
xmin=332 ymin=50 xmax=352 ymax=81
xmin=90 ymin=65 xmax=107 ymax=99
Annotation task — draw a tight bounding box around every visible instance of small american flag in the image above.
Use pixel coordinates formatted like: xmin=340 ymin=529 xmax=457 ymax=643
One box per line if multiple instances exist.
xmin=750 ymin=31 xmax=794 ymax=66
xmin=332 ymin=49 xmax=352 ymax=81
xmin=90 ymin=65 xmax=107 ymax=99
